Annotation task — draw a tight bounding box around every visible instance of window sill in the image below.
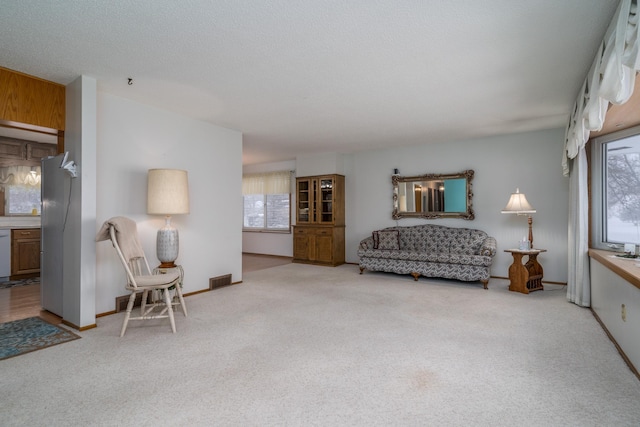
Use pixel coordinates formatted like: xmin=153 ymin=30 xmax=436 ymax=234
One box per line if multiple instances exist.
xmin=589 ymin=248 xmax=640 ymax=290
xmin=242 ymin=229 xmax=291 ymax=234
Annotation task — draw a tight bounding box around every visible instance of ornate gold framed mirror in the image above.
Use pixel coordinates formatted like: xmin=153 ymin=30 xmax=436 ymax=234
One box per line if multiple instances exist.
xmin=392 ymin=170 xmax=474 ymax=220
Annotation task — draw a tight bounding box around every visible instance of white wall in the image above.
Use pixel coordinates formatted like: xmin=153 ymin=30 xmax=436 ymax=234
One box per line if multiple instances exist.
xmin=64 ymin=75 xmax=97 ymax=328
xmin=591 ymin=259 xmax=640 ymax=371
xmin=297 ymin=152 xmax=344 ymax=176
xmin=242 ymin=160 xmax=296 ymax=257
xmin=344 ymin=128 xmax=570 ymax=283
xmin=242 ymin=128 xmax=569 ymax=283
xmin=95 ymin=93 xmax=242 ymax=315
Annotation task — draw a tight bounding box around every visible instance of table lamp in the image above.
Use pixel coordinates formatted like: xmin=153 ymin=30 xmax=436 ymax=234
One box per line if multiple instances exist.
xmin=501 ymin=188 xmax=536 ymax=248
xmin=147 ymin=169 xmax=190 ymax=267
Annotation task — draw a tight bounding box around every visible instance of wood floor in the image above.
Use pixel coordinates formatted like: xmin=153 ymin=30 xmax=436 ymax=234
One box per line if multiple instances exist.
xmin=242 ymin=253 xmax=292 ymax=273
xmin=0 ymin=284 xmax=61 ymax=324
xmin=0 ymin=253 xmax=292 ymax=325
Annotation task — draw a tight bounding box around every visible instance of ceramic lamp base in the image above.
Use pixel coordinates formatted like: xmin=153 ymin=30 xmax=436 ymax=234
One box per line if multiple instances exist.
xmin=157 ymin=216 xmax=179 ymax=268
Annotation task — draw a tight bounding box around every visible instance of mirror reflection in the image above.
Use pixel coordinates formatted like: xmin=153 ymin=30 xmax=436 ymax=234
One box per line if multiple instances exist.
xmin=392 ymin=170 xmax=474 ymax=220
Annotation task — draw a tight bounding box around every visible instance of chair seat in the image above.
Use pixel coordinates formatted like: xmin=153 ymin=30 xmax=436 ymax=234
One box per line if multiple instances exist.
xmin=133 ymin=272 xmax=181 ymax=288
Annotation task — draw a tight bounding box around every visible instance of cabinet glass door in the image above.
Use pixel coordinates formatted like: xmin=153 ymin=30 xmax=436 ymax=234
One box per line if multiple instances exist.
xmin=318 ymin=178 xmax=334 ymax=223
xmin=297 ymin=179 xmax=310 ymax=223
xmin=311 ymin=179 xmax=318 ymax=223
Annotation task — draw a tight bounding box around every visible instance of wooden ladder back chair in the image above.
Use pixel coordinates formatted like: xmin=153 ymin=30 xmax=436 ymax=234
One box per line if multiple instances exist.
xmin=108 ymin=224 xmax=181 ymax=337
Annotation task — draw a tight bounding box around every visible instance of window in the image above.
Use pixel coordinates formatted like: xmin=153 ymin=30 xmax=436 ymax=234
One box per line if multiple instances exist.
xmin=243 ymin=171 xmax=291 ymax=231
xmin=592 ymin=126 xmax=640 ymax=248
xmin=0 ymin=166 xmax=41 ymax=215
xmin=7 ymin=185 xmax=41 ymax=215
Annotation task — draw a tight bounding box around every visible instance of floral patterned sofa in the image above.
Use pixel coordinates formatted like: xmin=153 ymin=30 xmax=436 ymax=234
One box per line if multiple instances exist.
xmin=357 ymin=224 xmax=497 ymax=289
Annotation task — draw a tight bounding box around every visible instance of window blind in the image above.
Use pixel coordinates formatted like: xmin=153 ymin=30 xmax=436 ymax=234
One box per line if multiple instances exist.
xmin=242 ymin=171 xmax=292 ymax=195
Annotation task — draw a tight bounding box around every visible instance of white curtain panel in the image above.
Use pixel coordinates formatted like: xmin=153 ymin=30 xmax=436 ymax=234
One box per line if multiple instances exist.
xmin=567 ymin=149 xmax=590 ymax=307
xmin=242 ymin=171 xmax=291 ymax=195
xmin=563 ymin=0 xmax=640 ymax=307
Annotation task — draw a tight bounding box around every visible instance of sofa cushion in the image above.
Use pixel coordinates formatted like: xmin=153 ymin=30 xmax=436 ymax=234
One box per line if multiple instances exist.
xmin=403 ymin=225 xmax=449 ymax=252
xmin=397 ymin=228 xmax=416 ymax=250
xmin=358 ymin=248 xmax=493 ymax=267
xmin=373 ymin=229 xmax=400 ymax=250
xmin=448 ymin=229 xmax=487 ymax=255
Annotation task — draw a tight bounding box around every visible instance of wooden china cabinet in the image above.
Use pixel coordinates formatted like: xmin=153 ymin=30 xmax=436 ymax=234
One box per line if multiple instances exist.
xmin=293 ymin=174 xmax=345 ymax=266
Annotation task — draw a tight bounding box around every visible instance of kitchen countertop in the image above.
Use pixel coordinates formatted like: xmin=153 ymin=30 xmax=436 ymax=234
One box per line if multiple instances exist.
xmin=0 ymin=217 xmax=41 ymax=229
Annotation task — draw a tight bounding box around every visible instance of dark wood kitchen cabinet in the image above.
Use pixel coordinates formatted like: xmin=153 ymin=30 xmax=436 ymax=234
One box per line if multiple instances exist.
xmin=11 ymin=228 xmax=40 ymax=278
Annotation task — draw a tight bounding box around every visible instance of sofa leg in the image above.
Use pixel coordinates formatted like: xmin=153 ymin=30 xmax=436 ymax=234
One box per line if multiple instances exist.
xmin=411 ymin=272 xmax=420 ymax=281
xmin=359 ymin=267 xmax=364 ymax=275
xmin=481 ymin=280 xmax=488 ymax=290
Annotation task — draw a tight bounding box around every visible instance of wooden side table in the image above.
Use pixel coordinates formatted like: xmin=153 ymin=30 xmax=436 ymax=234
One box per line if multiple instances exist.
xmin=153 ymin=264 xmax=188 ymax=316
xmin=504 ymin=249 xmax=547 ymax=294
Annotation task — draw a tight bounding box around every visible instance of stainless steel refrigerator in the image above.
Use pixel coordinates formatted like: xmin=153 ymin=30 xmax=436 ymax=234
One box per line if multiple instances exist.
xmin=40 ymin=154 xmax=66 ymax=317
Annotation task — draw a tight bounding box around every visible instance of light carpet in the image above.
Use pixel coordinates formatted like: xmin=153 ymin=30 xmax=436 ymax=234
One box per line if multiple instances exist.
xmin=2 ymin=263 xmax=640 ymax=426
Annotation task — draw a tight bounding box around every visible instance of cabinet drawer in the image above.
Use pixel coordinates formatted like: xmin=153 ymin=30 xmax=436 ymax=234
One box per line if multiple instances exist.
xmin=295 ymin=227 xmax=332 ymax=235
xmin=12 ymin=229 xmax=41 ymax=240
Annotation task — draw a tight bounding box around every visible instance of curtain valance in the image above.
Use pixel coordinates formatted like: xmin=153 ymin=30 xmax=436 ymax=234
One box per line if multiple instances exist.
xmin=0 ymin=166 xmax=41 ymax=186
xmin=242 ymin=171 xmax=292 ymax=195
xmin=563 ymin=0 xmax=640 ymax=176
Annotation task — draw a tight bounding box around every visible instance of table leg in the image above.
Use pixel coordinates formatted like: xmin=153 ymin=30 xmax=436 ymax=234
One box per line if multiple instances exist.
xmin=508 ymin=253 xmax=530 ymax=294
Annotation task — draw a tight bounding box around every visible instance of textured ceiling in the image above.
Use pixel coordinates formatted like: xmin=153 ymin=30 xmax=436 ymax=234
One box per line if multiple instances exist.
xmin=0 ymin=1 xmax=619 ymax=165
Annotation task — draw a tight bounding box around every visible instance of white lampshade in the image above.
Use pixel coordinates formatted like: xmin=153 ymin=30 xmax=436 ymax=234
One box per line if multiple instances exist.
xmin=147 ymin=169 xmax=190 ymax=215
xmin=147 ymin=169 xmax=190 ymax=268
xmin=501 ymin=188 xmax=536 ymax=214
xmin=501 ymin=187 xmax=537 ymax=249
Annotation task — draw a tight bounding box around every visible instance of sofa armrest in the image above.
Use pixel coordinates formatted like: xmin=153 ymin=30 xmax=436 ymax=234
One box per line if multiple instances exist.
xmin=479 ymin=237 xmax=497 ymax=257
xmin=359 ymin=236 xmax=374 ymax=250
